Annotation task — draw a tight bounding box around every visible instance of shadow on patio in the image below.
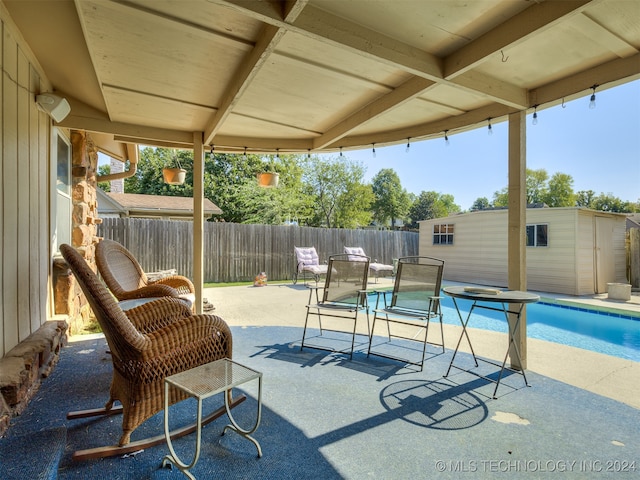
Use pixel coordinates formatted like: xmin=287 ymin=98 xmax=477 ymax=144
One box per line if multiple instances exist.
xmin=2 ymin=323 xmax=639 ymax=479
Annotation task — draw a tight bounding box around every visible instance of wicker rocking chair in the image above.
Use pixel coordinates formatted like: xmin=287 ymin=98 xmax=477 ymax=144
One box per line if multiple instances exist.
xmin=60 ymin=244 xmax=243 ymax=460
xmin=95 ymin=239 xmax=196 ymax=306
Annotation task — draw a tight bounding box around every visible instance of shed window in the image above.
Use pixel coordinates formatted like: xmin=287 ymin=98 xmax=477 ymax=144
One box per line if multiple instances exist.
xmin=433 ymin=224 xmax=454 ymax=245
xmin=526 ymin=224 xmax=548 ymax=247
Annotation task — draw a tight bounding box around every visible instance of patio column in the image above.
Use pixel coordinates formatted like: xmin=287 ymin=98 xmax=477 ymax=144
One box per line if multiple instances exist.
xmin=193 ymin=133 xmax=204 ymax=314
xmin=507 ymin=111 xmax=527 ymax=370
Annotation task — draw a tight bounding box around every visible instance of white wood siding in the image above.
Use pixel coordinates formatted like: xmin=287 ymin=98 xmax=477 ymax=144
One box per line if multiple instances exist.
xmin=419 ymin=208 xmax=626 ymax=296
xmin=576 ymin=211 xmax=596 ymax=295
xmin=1 ymin=8 xmax=52 ymax=357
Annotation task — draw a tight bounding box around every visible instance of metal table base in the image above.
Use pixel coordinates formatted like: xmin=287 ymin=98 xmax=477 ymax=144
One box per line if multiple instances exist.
xmin=443 ymin=286 xmax=539 ymax=399
xmin=162 ymin=358 xmax=263 ymax=479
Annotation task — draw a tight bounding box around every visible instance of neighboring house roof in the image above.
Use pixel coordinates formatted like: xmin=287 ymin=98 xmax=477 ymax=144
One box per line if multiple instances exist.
xmin=627 ymin=214 xmax=640 ymax=230
xmin=96 ymin=190 xmax=222 ymax=217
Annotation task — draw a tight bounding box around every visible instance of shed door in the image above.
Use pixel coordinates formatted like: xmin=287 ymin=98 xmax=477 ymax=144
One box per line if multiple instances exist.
xmin=594 ymin=216 xmax=615 ymax=293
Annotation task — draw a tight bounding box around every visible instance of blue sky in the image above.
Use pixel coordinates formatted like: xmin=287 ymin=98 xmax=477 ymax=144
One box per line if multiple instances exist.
xmin=332 ymin=79 xmax=640 ymax=210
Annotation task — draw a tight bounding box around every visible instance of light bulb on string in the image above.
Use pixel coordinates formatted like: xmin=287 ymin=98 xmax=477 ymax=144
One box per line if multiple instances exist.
xmin=589 ymin=85 xmax=598 ymax=109
xmin=307 ymin=149 xmax=311 ymax=159
xmin=487 ymin=118 xmax=493 ymax=136
xmin=532 ymin=106 xmax=538 ymax=125
xmin=243 ymin=147 xmax=247 ymax=160
xmin=339 ymin=147 xmax=343 ymax=157
xmin=444 ymin=130 xmax=450 ymax=146
xmin=276 ymin=148 xmax=280 ymax=159
xmin=372 ymin=143 xmax=376 ymax=158
xmin=405 ymin=138 xmax=410 ymax=153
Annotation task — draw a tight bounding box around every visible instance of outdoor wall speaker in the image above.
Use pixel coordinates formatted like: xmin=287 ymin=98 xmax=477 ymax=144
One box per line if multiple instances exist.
xmin=36 ymin=93 xmax=71 ymax=123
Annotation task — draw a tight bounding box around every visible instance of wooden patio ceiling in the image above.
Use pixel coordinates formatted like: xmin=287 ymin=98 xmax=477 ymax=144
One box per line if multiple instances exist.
xmin=5 ymin=0 xmax=640 ymax=155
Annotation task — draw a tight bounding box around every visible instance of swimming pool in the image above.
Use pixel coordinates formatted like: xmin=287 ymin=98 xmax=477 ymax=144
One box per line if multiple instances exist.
xmin=369 ymin=292 xmax=640 ymax=361
xmin=438 ymin=295 xmax=640 ymax=362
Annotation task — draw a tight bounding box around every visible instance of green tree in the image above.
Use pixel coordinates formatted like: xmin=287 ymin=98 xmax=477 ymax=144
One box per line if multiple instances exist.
xmin=407 ymin=191 xmax=460 ymax=228
xmin=371 ymin=169 xmax=411 ymax=228
xmin=543 ymin=172 xmax=575 ymax=207
xmin=576 ymin=189 xmax=597 ymax=207
xmin=526 ymin=168 xmax=549 ymax=204
xmin=492 ymin=187 xmax=509 ymax=207
xmin=471 ymin=197 xmax=491 ymax=211
xmin=493 ymin=168 xmax=575 ymax=208
xmin=303 ymin=156 xmax=372 ymax=228
xmin=590 ymin=193 xmax=634 ymax=213
xmin=97 ymin=164 xmax=111 ymax=192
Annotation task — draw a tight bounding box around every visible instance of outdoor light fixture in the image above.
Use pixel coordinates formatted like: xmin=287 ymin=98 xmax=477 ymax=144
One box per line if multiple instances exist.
xmin=589 ymin=85 xmax=598 ymax=109
xmin=405 ymin=138 xmax=411 ymax=153
xmin=444 ymin=130 xmax=450 ymax=146
xmin=35 ymin=93 xmax=71 ymax=122
xmin=339 ymin=147 xmax=343 ymax=157
xmin=372 ymin=143 xmax=376 ymax=158
xmin=532 ymin=105 xmax=538 ymax=125
xmin=243 ymin=147 xmax=248 ymax=160
xmin=487 ymin=118 xmax=493 ymax=136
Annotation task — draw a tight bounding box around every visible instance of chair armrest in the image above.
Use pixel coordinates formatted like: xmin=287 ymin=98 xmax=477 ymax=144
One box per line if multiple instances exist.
xmin=117 ymin=284 xmax=180 ymax=300
xmin=125 ymin=297 xmax=193 ymax=333
xmin=306 ymin=284 xmax=323 ymax=303
xmin=149 ymin=275 xmax=195 ymax=294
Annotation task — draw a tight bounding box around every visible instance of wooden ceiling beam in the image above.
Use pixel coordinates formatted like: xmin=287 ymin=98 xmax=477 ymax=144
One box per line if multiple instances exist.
xmin=312 ymin=77 xmax=435 ymax=149
xmin=203 ymin=0 xmax=308 ymax=145
xmin=444 ymin=0 xmax=595 ymax=79
xmin=213 ymin=1 xmax=527 ymax=110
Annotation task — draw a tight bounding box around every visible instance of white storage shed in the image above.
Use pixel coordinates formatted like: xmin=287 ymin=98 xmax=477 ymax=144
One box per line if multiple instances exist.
xmin=419 ymin=207 xmax=627 ymax=295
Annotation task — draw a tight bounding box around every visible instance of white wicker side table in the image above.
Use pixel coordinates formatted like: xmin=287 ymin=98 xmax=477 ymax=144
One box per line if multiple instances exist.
xmin=162 ymin=358 xmax=263 ymax=479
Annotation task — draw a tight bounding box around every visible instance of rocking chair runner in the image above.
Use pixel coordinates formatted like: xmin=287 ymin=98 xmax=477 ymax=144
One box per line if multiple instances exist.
xmin=59 ymin=244 xmax=243 ymax=460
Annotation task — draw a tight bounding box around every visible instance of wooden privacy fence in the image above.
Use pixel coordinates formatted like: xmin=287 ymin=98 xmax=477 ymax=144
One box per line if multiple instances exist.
xmin=98 ymin=218 xmax=419 ymax=283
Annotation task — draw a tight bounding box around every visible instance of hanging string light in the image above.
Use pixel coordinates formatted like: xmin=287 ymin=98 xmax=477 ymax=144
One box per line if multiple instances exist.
xmin=405 ymin=138 xmax=410 ymax=153
xmin=444 ymin=130 xmax=450 ymax=146
xmin=243 ymin=146 xmax=247 ymax=160
xmin=307 ymin=149 xmax=311 ymax=159
xmin=210 ymin=144 xmax=215 ymax=155
xmin=532 ymin=105 xmax=538 ymax=125
xmin=339 ymin=147 xmax=343 ymax=157
xmin=589 ymin=84 xmax=598 ymax=109
xmin=487 ymin=118 xmax=493 ymax=136
xmin=276 ymin=148 xmax=280 ymax=159
xmin=372 ymin=143 xmax=376 ymax=158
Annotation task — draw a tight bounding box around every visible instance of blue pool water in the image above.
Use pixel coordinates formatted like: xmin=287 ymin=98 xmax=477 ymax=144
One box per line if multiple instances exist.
xmin=370 ymin=293 xmax=640 ymax=361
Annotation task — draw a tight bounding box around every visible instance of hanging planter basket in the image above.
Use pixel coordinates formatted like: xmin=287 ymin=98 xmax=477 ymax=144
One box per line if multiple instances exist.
xmin=163 ymin=167 xmax=187 ymax=185
xmin=257 ymin=172 xmax=279 ymax=188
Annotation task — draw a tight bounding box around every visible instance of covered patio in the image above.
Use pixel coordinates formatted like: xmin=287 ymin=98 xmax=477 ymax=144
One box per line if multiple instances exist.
xmin=2 ymin=281 xmax=639 ymax=478
xmin=1 ymin=0 xmax=639 ymax=476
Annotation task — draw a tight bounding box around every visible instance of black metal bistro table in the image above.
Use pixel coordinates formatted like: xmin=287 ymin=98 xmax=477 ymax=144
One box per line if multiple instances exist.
xmin=443 ymin=286 xmax=540 ymax=398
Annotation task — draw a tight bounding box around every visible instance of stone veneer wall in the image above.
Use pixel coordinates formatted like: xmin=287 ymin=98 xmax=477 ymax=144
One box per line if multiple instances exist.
xmin=53 ymin=131 xmax=103 ymax=335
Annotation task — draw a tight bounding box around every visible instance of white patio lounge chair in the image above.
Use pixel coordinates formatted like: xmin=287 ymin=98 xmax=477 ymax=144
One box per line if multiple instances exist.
xmin=344 ymin=246 xmax=394 ymax=282
xmin=293 ymin=246 xmax=328 ymax=285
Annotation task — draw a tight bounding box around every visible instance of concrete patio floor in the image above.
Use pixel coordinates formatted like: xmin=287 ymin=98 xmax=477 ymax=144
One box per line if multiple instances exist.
xmin=204 ymin=279 xmax=640 ymax=410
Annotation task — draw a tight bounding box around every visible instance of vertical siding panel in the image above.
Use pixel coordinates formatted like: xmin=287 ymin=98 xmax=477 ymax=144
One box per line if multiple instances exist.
xmin=37 ymin=84 xmax=49 ymax=321
xmin=0 ymin=20 xmax=4 ymax=357
xmin=28 ymin=65 xmax=42 ymax=331
xmin=3 ymin=27 xmax=19 ymax=351
xmin=17 ymin=47 xmax=30 ymax=340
